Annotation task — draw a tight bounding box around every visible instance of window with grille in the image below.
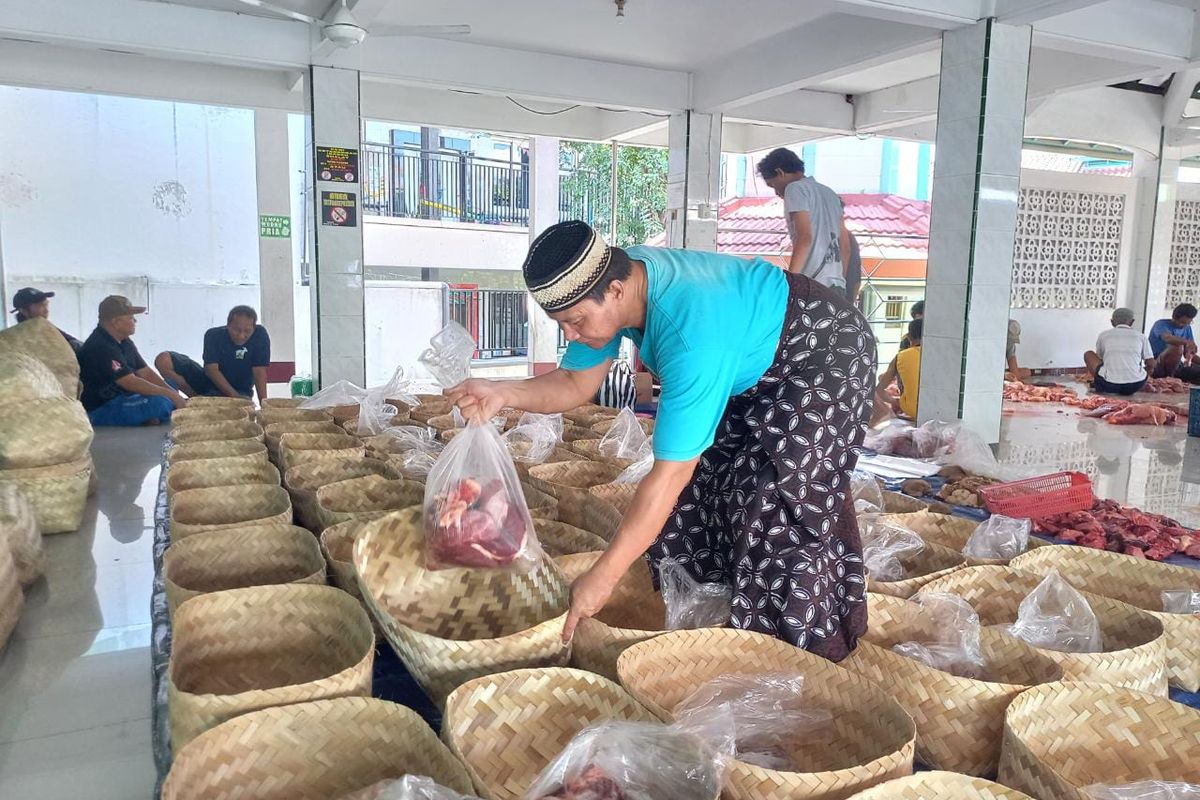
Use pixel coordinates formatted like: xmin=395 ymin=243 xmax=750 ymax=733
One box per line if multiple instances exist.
xmin=884 ymin=296 xmax=905 ymax=323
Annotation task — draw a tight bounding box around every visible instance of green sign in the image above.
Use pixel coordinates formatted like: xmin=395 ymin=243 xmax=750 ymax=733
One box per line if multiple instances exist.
xmin=259 ymin=214 xmax=291 ymax=238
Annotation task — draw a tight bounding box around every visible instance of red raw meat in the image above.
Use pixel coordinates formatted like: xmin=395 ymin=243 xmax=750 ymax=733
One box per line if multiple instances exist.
xmin=1035 ymin=499 xmax=1197 ymax=562
xmin=1143 ymin=377 xmax=1189 ymax=394
xmin=427 ymin=477 xmax=528 ymax=568
xmin=1102 ymin=404 xmax=1177 ymax=426
xmin=539 ymin=765 xmax=627 ymax=800
xmin=1004 ymin=381 xmax=1079 ymax=404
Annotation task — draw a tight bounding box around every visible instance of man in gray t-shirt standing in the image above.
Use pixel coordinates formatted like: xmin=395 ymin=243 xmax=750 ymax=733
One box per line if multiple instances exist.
xmin=757 ymin=147 xmax=849 ymax=291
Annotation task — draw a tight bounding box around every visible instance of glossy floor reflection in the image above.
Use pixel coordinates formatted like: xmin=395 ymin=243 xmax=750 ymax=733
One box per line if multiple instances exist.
xmin=0 ymin=426 xmax=165 ymax=800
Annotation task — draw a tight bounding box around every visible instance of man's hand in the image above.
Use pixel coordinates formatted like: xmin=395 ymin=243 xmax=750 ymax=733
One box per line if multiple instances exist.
xmin=169 ymin=393 xmax=188 ymax=410
xmin=445 ymin=378 xmax=512 ymax=423
xmin=561 ymin=561 xmax=622 ymax=643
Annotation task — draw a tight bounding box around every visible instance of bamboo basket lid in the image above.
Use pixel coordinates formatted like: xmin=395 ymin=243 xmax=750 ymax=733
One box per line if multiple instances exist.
xmin=258 ymin=407 xmax=333 ymax=426
xmin=847 ymin=772 xmax=1036 ymax=799
xmin=866 ymin=540 xmax=968 ymax=598
xmin=261 ymin=397 xmax=305 ymax=409
xmin=169 ymin=484 xmax=293 ymax=541
xmin=167 ymin=439 xmax=269 ymax=465
xmin=171 ymin=418 xmax=264 ymax=444
xmin=171 ymin=405 xmax=251 ymax=425
xmin=0 ymin=396 xmax=93 ymax=469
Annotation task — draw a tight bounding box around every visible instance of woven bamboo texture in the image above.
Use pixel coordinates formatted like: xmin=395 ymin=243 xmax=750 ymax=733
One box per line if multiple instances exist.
xmin=563 ymin=404 xmax=616 ymax=427
xmin=265 ymin=420 xmax=345 ymax=461
xmin=617 ymin=628 xmax=917 ymax=800
xmin=163 ymin=697 xmax=473 ymax=800
xmin=588 ymin=482 xmax=637 ymax=514
xmin=1010 ymin=545 xmax=1200 ymax=691
xmin=510 ymin=444 xmax=585 ymax=480
xmin=0 ymin=456 xmax=91 ymax=534
xmin=867 ymin=540 xmax=967 ymax=598
xmin=315 ymin=474 xmax=423 ymax=532
xmin=354 ymin=508 xmax=569 ymax=704
xmin=560 ymin=424 xmax=602 ymax=444
xmin=187 ymin=396 xmax=254 ymax=409
xmin=568 ymin=439 xmax=636 ymax=469
xmin=527 ymin=461 xmax=624 ymax=529
xmin=167 ymin=439 xmax=269 ymax=466
xmin=921 ymin=566 xmax=1169 ymax=694
xmin=278 ymin=432 xmax=364 ymax=471
xmin=841 ymin=593 xmax=1063 ymax=776
xmin=171 ymin=406 xmax=251 ymax=426
xmin=521 ymin=481 xmax=559 ymax=521
xmin=582 ymin=493 xmax=623 ymax=542
xmin=0 ymin=317 xmax=80 ymax=397
xmin=257 ymin=407 xmax=332 ymax=427
xmin=443 ymin=667 xmax=656 ymax=800
xmin=163 ymin=525 xmax=325 ymax=615
xmin=168 ymin=583 xmax=374 ymax=749
xmin=882 ymin=510 xmax=1047 ymax=565
xmin=847 ymin=772 xmax=1035 ymax=799
xmin=170 ymin=484 xmax=293 ymax=541
xmin=533 ymin=519 xmax=607 ymax=558
xmin=0 ymin=351 xmax=63 ymax=404
xmin=882 ymin=492 xmax=930 ymax=514
xmin=261 ymin=397 xmax=305 ymax=409
xmin=425 ymin=413 xmax=459 ymax=432
xmin=0 ymin=397 xmax=93 ymax=469
xmin=172 ymin=419 xmax=265 ymax=445
xmin=557 ymin=552 xmax=665 ymax=682
xmin=997 ymin=681 xmax=1200 ymax=800
xmin=410 ymin=400 xmax=452 ymax=424
xmin=321 ymin=518 xmax=372 ymax=600
xmin=166 ymin=457 xmax=280 ymax=500
xmin=0 ymin=483 xmax=44 ymax=584
xmin=0 ymin=539 xmax=23 ymax=650
xmin=284 ymin=457 xmax=398 ymax=531
xmin=591 ymin=416 xmax=655 ymax=436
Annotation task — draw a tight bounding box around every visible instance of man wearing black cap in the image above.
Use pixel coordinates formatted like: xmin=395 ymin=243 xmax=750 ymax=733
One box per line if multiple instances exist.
xmin=77 ymin=295 xmax=186 ymax=426
xmin=10 ymin=287 xmax=82 ymax=352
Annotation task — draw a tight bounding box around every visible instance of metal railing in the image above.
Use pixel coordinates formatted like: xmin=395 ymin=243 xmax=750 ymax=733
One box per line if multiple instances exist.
xmin=447 ymin=288 xmax=529 ymax=359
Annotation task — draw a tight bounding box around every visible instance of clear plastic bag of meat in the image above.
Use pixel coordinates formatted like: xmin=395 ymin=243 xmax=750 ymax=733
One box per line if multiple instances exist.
xmin=423 ymin=421 xmax=540 ymax=571
xmin=892 ymin=592 xmax=986 ymax=679
xmin=1086 ymin=781 xmax=1200 ymax=799
xmin=859 ymin=515 xmax=925 ymax=582
xmin=658 ymin=558 xmax=731 ymax=630
xmin=614 ymin=454 xmax=654 ymax=484
xmin=599 ymin=408 xmax=652 ymax=460
xmin=419 ymin=322 xmax=477 ymax=389
xmin=299 ymin=378 xmax=366 ymax=410
xmin=851 ymin=470 xmax=885 ymax=514
xmin=862 ymin=420 xmax=914 ymax=455
xmin=523 ymin=720 xmax=727 ymax=800
xmin=503 ymin=413 xmax=564 ymax=465
xmin=336 ymin=775 xmax=481 ymax=800
xmin=1161 ymin=589 xmax=1200 ymax=615
xmin=962 ymin=514 xmax=1031 ymax=561
xmin=672 ymin=672 xmax=831 ymax=771
xmin=1000 ymin=569 xmax=1103 ymax=653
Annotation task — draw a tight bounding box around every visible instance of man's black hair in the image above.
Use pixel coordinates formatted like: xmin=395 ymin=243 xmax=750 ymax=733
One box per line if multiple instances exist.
xmin=911 ymin=300 xmax=925 ymax=318
xmin=908 ymin=318 xmax=923 ymax=341
xmin=756 ymin=148 xmax=805 ymax=180
xmin=578 ymin=247 xmax=634 ymax=305
xmin=228 ymin=305 xmax=258 ymax=324
xmin=1173 ymin=303 xmax=1198 ymax=321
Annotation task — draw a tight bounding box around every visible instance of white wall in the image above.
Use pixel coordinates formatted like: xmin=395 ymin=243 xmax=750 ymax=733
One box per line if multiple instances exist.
xmin=364 ymin=280 xmax=447 ymax=386
xmin=364 ymin=216 xmax=530 ymax=272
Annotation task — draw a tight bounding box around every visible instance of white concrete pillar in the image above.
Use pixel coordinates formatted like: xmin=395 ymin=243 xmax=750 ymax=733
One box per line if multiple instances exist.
xmin=665 ymin=111 xmax=722 ymax=251
xmin=1145 ymin=147 xmax=1182 ymax=323
xmin=918 ymin=19 xmax=1032 ymax=444
xmin=253 ymin=108 xmax=296 ymax=386
xmin=308 ymin=65 xmax=365 ymax=388
xmin=527 ymin=135 xmax=562 ymax=376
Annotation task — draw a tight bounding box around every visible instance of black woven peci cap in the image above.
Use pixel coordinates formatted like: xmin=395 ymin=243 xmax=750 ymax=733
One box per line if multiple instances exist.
xmin=522 ymin=220 xmax=612 ymax=312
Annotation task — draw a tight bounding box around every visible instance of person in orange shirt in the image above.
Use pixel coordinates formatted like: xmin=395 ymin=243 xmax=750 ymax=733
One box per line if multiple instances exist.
xmin=876 ymin=319 xmax=922 ymax=419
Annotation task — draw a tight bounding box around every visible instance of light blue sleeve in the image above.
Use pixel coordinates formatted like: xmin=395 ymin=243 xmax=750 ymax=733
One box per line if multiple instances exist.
xmin=652 ymin=348 xmax=742 ymax=462
xmin=559 ymin=337 xmax=621 ymax=372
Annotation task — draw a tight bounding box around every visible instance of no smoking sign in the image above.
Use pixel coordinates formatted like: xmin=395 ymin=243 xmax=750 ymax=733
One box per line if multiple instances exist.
xmin=321 ymin=191 xmax=358 ymax=227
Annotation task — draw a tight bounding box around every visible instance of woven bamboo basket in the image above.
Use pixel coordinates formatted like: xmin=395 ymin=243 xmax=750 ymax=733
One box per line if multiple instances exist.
xmin=258 ymin=407 xmax=332 ymax=427
xmin=534 ymin=519 xmax=607 ymax=558
xmin=166 ymin=456 xmax=280 ymax=500
xmin=591 ymin=416 xmax=655 ymax=436
xmin=410 ymin=400 xmax=452 ymax=424
xmin=589 ymin=482 xmax=637 ymax=514
xmin=315 ymin=474 xmax=424 ymax=532
xmin=997 ymin=682 xmax=1200 ymax=800
xmin=557 ymin=552 xmax=665 ymax=682
xmin=320 ymin=518 xmax=372 ymax=601
xmin=265 ymin=420 xmax=345 ymax=461
xmin=0 ymin=317 xmax=80 ymax=397
xmin=841 ymin=593 xmax=1063 ymax=776
xmin=278 ymin=432 xmax=364 ymax=471
xmin=867 ymin=540 xmax=967 ymax=598
xmin=921 ymin=566 xmax=1169 ymax=694
xmin=172 ymin=418 xmax=265 ymax=445
xmin=527 ymin=461 xmax=624 ymax=529
xmin=170 ymin=484 xmax=293 ymax=541
xmin=171 ymin=406 xmax=251 ymax=426
xmin=167 ymin=438 xmax=269 ymax=466
xmin=0 ymin=483 xmax=44 ymax=585
xmin=425 ymin=413 xmax=460 ymax=433
xmin=443 ymin=667 xmax=657 ymax=800
xmin=617 ymin=628 xmax=917 ymax=800
xmin=847 ymin=772 xmax=1036 ymax=799
xmin=284 ymin=457 xmax=398 ymax=531
xmin=261 ymin=397 xmax=305 ymax=409
xmin=163 ymin=697 xmax=472 ymax=800
xmin=881 ymin=510 xmax=1046 ymax=565
xmin=341 ymin=413 xmax=412 ymax=437
xmin=163 ymin=525 xmax=325 ymax=615
xmin=510 ymin=444 xmax=585 ymax=480
xmin=581 ymin=494 xmax=623 ymax=542
xmin=1010 ymin=545 xmax=1200 ymax=691
xmin=0 ymin=397 xmax=93 ymax=469
xmin=0 ymin=456 xmax=92 ymax=534
xmin=186 ymin=395 xmax=254 ymax=409
xmin=0 ymin=539 xmax=24 ymax=650
xmin=0 ymin=351 xmax=63 ymax=405
xmin=568 ymin=439 xmax=636 ymax=470
xmin=522 ymin=481 xmax=559 ymax=521
xmin=563 ymin=404 xmax=616 ymax=427
xmin=560 ymin=424 xmax=602 ymax=444
xmin=168 ymin=583 xmax=374 ymax=749
xmin=881 ymin=492 xmax=934 ymax=514
xmin=354 ymin=508 xmax=569 ymax=705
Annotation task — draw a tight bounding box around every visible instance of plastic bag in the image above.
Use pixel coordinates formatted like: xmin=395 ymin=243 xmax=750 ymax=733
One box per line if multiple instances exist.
xmin=398 ymin=448 xmax=440 ymax=478
xmin=859 ymin=515 xmax=925 ymax=582
xmin=862 ymin=420 xmax=914 ymax=456
xmin=599 ymin=408 xmax=651 ymax=461
xmin=614 ymin=454 xmax=653 ymax=484
xmin=523 ymin=720 xmax=726 ymax=800
xmin=423 ymin=422 xmax=539 ymax=570
xmin=851 ymin=470 xmax=885 ymax=514
xmin=337 ymin=776 xmax=480 ymax=800
xmin=357 ymin=366 xmax=420 ymax=436
xmin=673 ymin=672 xmax=831 ymax=771
xmin=503 ymin=413 xmax=563 ymax=464
xmin=962 ymin=514 xmax=1031 ymax=561
xmin=419 ymin=322 xmax=476 ymax=389
xmin=892 ymin=592 xmax=986 ymax=678
xmin=658 ymin=558 xmax=731 ymax=630
xmin=1002 ymin=569 xmax=1103 ymax=653
xmin=382 ymin=424 xmax=441 ymax=451
xmin=1086 ymin=782 xmax=1200 ymax=800
xmin=1161 ymin=589 xmax=1200 ymax=615
xmin=299 ymin=378 xmax=365 ymax=410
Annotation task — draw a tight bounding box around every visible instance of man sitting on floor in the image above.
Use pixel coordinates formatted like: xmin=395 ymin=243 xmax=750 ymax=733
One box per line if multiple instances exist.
xmin=1084 ymin=307 xmax=1155 ymax=396
xmin=155 ymin=305 xmax=271 ymax=405
xmin=1149 ymin=302 xmax=1199 ymax=381
xmin=78 ymin=296 xmax=186 ymax=426
xmin=11 ymin=286 xmax=83 ymax=352
xmin=875 ymin=319 xmax=922 ymax=421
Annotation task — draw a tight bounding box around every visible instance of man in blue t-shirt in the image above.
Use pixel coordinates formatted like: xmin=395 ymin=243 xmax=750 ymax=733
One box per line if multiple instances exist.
xmin=154 ymin=305 xmax=272 ymax=404
xmin=1148 ymin=302 xmax=1197 ymax=379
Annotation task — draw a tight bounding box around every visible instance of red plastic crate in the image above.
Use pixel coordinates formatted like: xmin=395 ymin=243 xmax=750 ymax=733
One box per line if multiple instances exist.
xmin=978 ymin=471 xmax=1094 ymax=519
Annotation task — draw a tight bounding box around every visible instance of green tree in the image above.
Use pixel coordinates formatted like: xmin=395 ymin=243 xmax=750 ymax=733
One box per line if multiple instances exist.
xmin=559 ymin=141 xmax=669 ymax=247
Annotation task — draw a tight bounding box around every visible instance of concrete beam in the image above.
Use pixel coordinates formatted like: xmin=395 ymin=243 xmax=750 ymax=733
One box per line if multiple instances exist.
xmin=1025 ymin=85 xmax=1164 ymax=155
xmin=829 ymin=0 xmax=982 ymax=27
xmin=989 ymin=0 xmax=1101 ymax=24
xmin=724 ymin=89 xmax=855 ymax=135
xmin=1030 ymin=0 xmax=1193 ymax=67
xmin=721 ymin=122 xmax=830 ymax=155
xmin=1163 ymin=67 xmax=1200 ymax=127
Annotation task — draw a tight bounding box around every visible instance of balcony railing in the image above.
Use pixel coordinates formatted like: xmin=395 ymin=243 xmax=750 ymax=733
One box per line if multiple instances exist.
xmin=448 ymin=288 xmax=529 ymax=359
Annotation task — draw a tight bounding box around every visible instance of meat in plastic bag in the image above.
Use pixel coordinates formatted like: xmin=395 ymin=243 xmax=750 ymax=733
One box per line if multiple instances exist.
xmin=672 ymin=672 xmax=831 ymax=771
xmin=503 ymin=413 xmax=563 ymax=465
xmin=599 ymin=408 xmax=652 ymax=461
xmin=851 ymin=470 xmax=885 ymax=514
xmin=523 ymin=720 xmax=727 ymax=800
xmin=337 ymin=775 xmax=481 ymax=800
xmin=423 ymin=422 xmax=540 ymax=570
xmin=658 ymin=558 xmax=731 ymax=630
xmin=1001 ymin=569 xmax=1103 ymax=653
xmin=419 ymin=322 xmax=477 ymax=389
xmin=962 ymin=514 xmax=1031 ymax=561
xmin=859 ymin=515 xmax=925 ymax=582
xmin=614 ymin=454 xmax=653 ymax=484
xmin=892 ymin=592 xmax=986 ymax=678
xmin=1161 ymin=589 xmax=1200 ymax=615
xmin=1086 ymin=782 xmax=1200 ymax=800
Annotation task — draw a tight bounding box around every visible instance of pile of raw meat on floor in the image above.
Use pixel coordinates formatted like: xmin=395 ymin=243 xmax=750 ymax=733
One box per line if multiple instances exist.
xmin=1002 ymin=379 xmax=1188 ymax=425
